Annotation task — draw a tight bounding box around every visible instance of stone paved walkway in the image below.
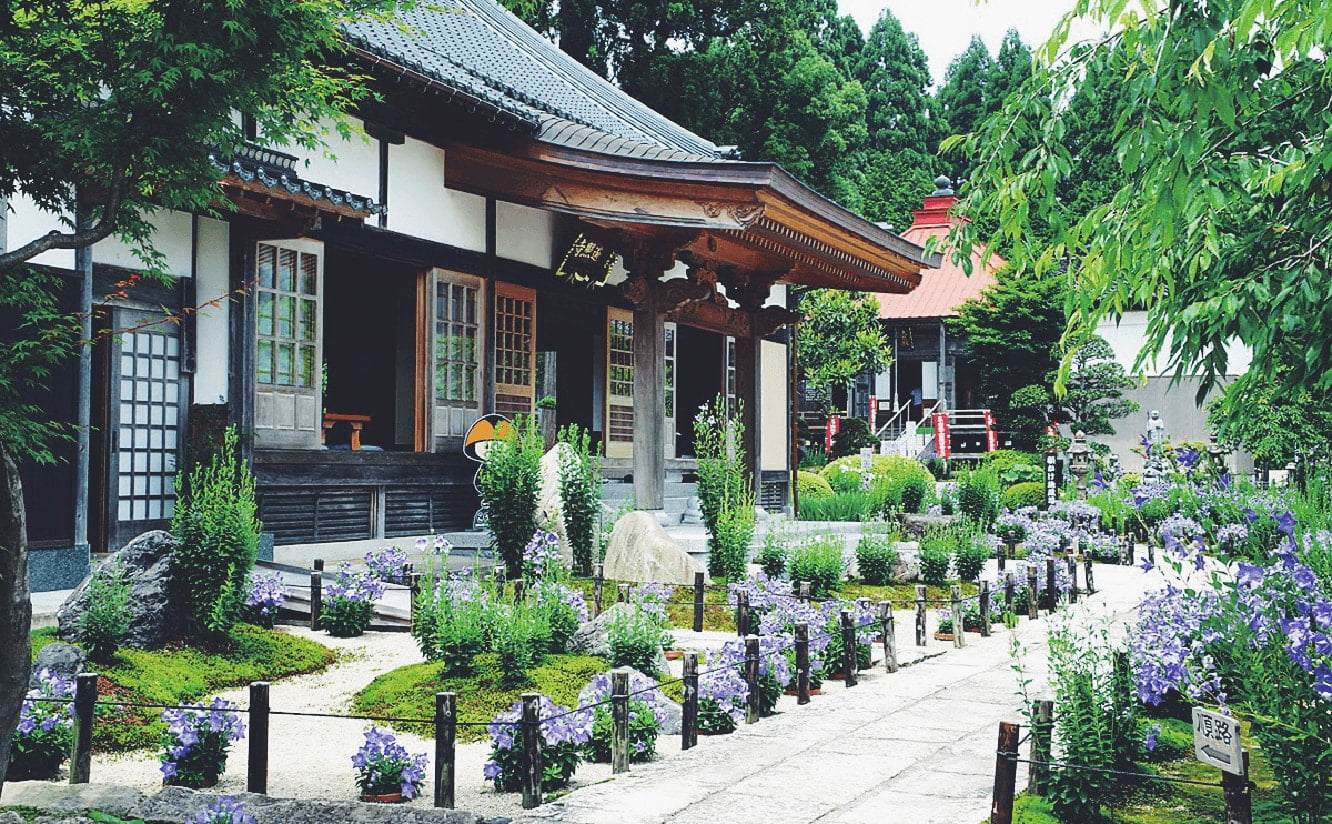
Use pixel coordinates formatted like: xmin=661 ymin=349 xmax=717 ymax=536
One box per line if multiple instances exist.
xmin=522 ymin=562 xmax=1155 ymax=824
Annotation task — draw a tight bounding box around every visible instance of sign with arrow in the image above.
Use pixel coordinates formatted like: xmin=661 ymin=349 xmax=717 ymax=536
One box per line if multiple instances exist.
xmin=1192 ymin=707 xmax=1243 ymax=775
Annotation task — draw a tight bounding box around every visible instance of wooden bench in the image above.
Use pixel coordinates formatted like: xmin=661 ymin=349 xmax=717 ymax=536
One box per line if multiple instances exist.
xmin=321 ymin=413 xmax=372 ymax=451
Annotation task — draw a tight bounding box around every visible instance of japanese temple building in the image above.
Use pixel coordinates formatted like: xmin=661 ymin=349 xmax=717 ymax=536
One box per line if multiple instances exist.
xmin=9 ymin=0 xmax=937 ymax=589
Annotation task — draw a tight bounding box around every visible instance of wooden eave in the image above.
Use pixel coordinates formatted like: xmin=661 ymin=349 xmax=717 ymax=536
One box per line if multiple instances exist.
xmin=219 ymin=176 xmax=375 ymax=222
xmin=444 ymin=140 xmax=936 ymax=292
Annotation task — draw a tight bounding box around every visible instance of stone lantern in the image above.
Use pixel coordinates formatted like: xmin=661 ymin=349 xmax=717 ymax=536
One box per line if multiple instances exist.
xmin=1069 ymin=431 xmax=1093 ymax=501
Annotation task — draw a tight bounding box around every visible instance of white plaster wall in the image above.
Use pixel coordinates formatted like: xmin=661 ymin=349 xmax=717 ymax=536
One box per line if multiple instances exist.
xmin=193 ymin=217 xmax=231 ymax=404
xmin=93 ymin=210 xmax=193 ymax=276
xmin=1097 ymin=311 xmax=1253 ymax=377
xmin=386 ymin=138 xmax=486 ymax=250
xmin=6 ymin=192 xmax=74 ymax=269
xmin=290 ymin=117 xmax=380 ymax=204
xmin=495 ymin=201 xmax=555 ymax=268
xmin=765 ymin=284 xmax=787 ymax=309
xmin=760 ymin=339 xmax=789 ymax=471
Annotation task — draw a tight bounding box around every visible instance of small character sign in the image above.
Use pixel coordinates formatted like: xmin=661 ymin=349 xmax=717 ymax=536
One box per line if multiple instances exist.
xmin=464 ymin=413 xmax=514 ymax=525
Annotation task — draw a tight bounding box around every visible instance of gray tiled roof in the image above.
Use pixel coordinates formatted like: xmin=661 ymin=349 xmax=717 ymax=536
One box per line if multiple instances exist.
xmin=343 ymin=0 xmax=728 ymax=161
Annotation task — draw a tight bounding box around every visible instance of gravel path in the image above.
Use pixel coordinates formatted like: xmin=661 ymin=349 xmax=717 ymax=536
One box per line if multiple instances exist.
xmin=82 ymin=627 xmax=615 ymax=820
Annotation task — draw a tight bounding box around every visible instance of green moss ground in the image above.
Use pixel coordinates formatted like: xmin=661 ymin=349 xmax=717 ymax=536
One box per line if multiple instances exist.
xmin=352 ymin=654 xmax=608 ymax=743
xmin=30 ymin=625 xmax=337 ymax=752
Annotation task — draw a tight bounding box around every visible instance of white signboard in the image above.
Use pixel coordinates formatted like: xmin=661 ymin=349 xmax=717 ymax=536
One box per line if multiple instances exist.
xmin=1192 ymin=707 xmax=1243 ymax=775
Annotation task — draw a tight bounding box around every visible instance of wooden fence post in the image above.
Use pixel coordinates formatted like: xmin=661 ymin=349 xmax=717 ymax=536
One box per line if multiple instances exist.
xmin=797 ymin=581 xmax=811 ymax=602
xmin=1045 ymin=558 xmax=1058 ymax=613
xmin=840 ymin=611 xmax=858 ymax=686
xmin=617 ymin=583 xmax=629 ymax=603
xmin=692 ymin=572 xmax=705 ymax=633
xmin=309 ymin=571 xmax=322 ymax=630
xmin=794 ymin=622 xmax=811 ymax=704
xmin=1066 ymin=554 xmax=1079 ymax=603
xmin=1026 ymin=566 xmax=1039 ymax=620
xmin=1223 ymin=750 xmax=1252 ymax=824
xmin=736 ymin=590 xmax=750 ymax=637
xmin=247 ymin=681 xmax=270 ymax=794
xmin=409 ymin=572 xmax=422 ymax=626
xmin=514 ymin=579 xmax=527 ymax=603
xmin=682 ymin=653 xmax=699 ymax=750
xmin=914 ymin=585 xmax=927 ymax=646
xmin=435 ymin=692 xmax=456 ymax=809
xmin=1084 ymin=555 xmax=1095 ymax=594
xmin=313 ymin=558 xmax=324 ymax=572
xmin=998 ymin=538 xmax=1008 ymax=572
xmin=1029 ymin=699 xmax=1053 ymax=795
xmin=593 ymin=564 xmax=604 ymax=617
xmin=990 ymin=721 xmax=1021 ymax=824
xmin=1147 ymin=537 xmax=1156 ymax=568
xmin=744 ymin=635 xmax=761 ymax=723
xmin=611 ymin=669 xmax=630 ymax=774
xmin=69 ymin=672 xmax=98 ymax=784
xmin=979 ymin=581 xmax=992 ymax=638
xmin=520 ymin=693 xmax=543 ymax=809
xmin=950 ymin=585 xmax=966 ymax=648
xmin=879 ymin=603 xmax=898 ymax=673
xmin=1004 ymin=573 xmax=1015 ymax=617
xmin=494 ymin=567 xmax=506 ymax=601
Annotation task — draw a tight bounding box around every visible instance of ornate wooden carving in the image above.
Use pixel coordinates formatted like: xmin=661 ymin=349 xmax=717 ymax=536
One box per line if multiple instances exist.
xmin=753 ymin=306 xmax=801 ymax=337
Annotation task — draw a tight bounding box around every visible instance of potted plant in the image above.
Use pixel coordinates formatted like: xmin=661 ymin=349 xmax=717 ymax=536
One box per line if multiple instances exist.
xmin=352 ymin=727 xmax=428 ymax=802
xmin=933 ymin=612 xmax=955 ymax=642
xmin=160 ymin=698 xmax=246 ymax=788
xmin=8 ymin=669 xmax=75 ymax=781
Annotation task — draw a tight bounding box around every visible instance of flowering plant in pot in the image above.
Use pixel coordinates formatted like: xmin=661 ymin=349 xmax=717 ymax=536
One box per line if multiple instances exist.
xmin=352 ymin=727 xmax=427 ymax=802
xmin=243 ymin=571 xmax=287 ymax=629
xmin=484 ymin=694 xmax=591 ymax=792
xmin=8 ymin=669 xmax=75 ymax=780
xmin=322 ymin=563 xmax=387 ymax=637
xmin=160 ymin=698 xmax=246 ymax=787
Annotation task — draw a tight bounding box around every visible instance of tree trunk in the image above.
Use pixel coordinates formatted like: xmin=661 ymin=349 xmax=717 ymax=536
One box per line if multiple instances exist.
xmin=0 ymin=443 xmax=32 ymax=795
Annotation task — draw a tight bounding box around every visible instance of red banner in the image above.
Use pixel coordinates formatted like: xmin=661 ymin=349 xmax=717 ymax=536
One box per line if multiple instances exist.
xmin=985 ymin=410 xmax=999 ymax=452
xmin=932 ymin=412 xmax=950 ymax=459
xmin=869 ymin=397 xmax=879 ymax=426
xmin=825 ymin=415 xmax=840 ymax=454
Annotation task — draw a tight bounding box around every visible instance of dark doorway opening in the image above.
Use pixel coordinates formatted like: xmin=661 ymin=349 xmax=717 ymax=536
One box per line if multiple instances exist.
xmin=674 ymin=326 xmax=723 ymax=457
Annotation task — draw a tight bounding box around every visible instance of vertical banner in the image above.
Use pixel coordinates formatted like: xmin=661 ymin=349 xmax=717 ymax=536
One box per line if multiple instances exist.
xmin=825 ymin=415 xmax=840 ymax=454
xmin=932 ymin=412 xmax=951 ymax=459
xmin=984 ymin=410 xmax=999 ymax=453
xmin=1043 ymin=451 xmax=1060 ymax=510
xmin=869 ymin=397 xmax=879 ymax=428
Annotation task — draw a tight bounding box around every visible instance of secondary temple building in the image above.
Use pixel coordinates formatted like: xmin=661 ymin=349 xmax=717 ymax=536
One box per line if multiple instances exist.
xmin=9 ymin=0 xmax=937 ymax=590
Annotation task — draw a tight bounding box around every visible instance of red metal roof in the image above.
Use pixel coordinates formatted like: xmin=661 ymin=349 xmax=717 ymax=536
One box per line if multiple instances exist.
xmin=876 ymin=193 xmax=1003 ymax=320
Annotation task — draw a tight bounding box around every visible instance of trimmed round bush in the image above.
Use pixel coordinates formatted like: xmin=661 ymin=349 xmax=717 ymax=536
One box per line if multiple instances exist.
xmin=984 ymin=449 xmax=1041 ymax=474
xmin=820 ymin=454 xmax=933 ymax=498
xmin=797 ymin=470 xmax=834 ymax=499
xmin=1001 ymin=482 xmax=1046 ymax=510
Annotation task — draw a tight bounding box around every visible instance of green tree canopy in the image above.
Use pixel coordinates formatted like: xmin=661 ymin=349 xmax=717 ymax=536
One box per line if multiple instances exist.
xmin=949 ymin=0 xmax=1332 ymax=398
xmin=797 ymin=289 xmax=889 ymax=407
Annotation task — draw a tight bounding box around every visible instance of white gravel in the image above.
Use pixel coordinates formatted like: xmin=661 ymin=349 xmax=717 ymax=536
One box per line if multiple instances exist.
xmin=81 ymin=627 xmax=620 ymax=820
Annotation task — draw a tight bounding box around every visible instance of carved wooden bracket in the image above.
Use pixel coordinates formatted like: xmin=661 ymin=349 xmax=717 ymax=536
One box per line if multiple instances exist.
xmin=622 ymin=275 xmax=714 ymax=311
xmin=753 ymin=306 xmax=801 ymax=337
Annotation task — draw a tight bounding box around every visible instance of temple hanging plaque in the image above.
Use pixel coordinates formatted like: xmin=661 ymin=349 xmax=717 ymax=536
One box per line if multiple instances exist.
xmin=555 ymin=233 xmax=617 ymax=287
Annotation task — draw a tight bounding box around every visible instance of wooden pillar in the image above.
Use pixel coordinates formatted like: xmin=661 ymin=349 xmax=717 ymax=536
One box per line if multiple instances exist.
xmin=630 ymin=277 xmax=666 ymax=511
xmin=734 ymin=330 xmax=759 ymax=496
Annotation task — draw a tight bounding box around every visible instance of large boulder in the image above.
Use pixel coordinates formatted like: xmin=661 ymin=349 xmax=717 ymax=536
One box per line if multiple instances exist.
xmin=535 ymin=443 xmax=573 ymax=565
xmin=29 ymin=643 xmax=86 ymax=688
xmin=57 ymin=530 xmax=187 ymax=649
xmin=602 ymin=510 xmax=706 ymax=586
xmin=567 ymin=603 xmax=669 ymax=674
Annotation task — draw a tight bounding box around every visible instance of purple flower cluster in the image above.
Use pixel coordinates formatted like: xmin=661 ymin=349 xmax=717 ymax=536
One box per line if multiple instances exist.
xmin=17 ymin=668 xmax=74 ymax=737
xmin=628 ymin=581 xmax=675 ymax=624
xmin=327 ymin=563 xmax=388 ymax=603
xmin=244 ymin=571 xmax=287 ymax=617
xmin=483 ymin=694 xmax=591 ymax=783
xmin=414 ymin=533 xmax=452 ymax=554
xmin=538 ymin=581 xmax=589 ymax=622
xmin=522 ymin=529 xmax=562 ymax=579
xmin=184 ymin=796 xmax=256 ymax=824
xmin=351 ymin=727 xmax=428 ymax=798
xmin=363 ymin=545 xmax=411 ymax=583
xmin=577 ymin=670 xmax=671 ymax=726
xmin=699 ymin=652 xmax=749 ymax=726
xmin=159 ymin=698 xmax=245 ymax=782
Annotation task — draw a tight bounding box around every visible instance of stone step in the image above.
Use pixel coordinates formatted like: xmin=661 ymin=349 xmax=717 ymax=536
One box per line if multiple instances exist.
xmin=600 ymin=481 xmax=698 ymax=500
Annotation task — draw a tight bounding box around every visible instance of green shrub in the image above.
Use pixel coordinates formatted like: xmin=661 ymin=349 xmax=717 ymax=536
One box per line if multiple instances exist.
xmin=435 ymin=597 xmax=488 ymax=676
xmin=1140 ymin=717 xmax=1193 ymax=762
xmin=820 ymin=454 xmax=933 ymax=500
xmin=171 ymin=426 xmax=261 ymax=647
xmin=796 ymin=470 xmax=834 ymax=499
xmin=492 ymin=607 xmax=538 ymax=689
xmin=586 ymin=700 xmax=659 ymax=763
xmin=1001 ymin=481 xmax=1046 ymax=510
xmin=797 ymin=491 xmax=875 ymax=521
xmin=855 ymin=535 xmax=899 ymax=585
xmin=557 ymin=424 xmax=602 ymax=575
xmin=607 ymin=607 xmax=669 ymax=675
xmin=696 ymin=396 xmax=756 ymax=581
xmin=953 ymin=534 xmax=991 ymax=582
xmin=798 ymin=446 xmax=828 ymax=470
xmin=79 ymin=558 xmax=131 ymax=664
xmin=756 ymin=529 xmax=788 ymax=579
xmin=957 ymin=471 xmax=1000 ymax=526
xmin=984 ymin=448 xmax=1041 ymax=474
xmin=830 ymin=417 xmax=879 ymax=458
xmin=900 ymin=477 xmax=930 ymax=513
xmin=477 ymin=416 xmax=545 ymax=579
xmin=918 ymin=542 xmax=951 ymax=585
xmin=788 ymin=538 xmax=845 ymax=596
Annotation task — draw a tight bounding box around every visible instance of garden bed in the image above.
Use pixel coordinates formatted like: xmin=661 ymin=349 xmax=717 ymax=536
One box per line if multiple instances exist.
xmin=351 ymin=654 xmax=608 ymax=743
xmin=29 ymin=625 xmax=337 ymax=752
